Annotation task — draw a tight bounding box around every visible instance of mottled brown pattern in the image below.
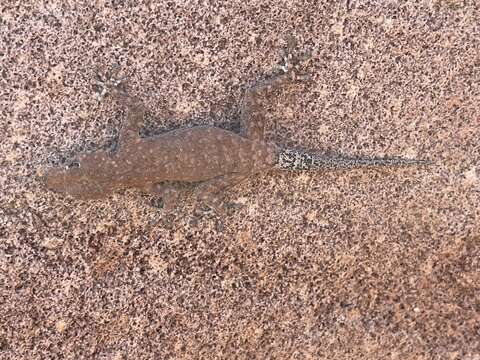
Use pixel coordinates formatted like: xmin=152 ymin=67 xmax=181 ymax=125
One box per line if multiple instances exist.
xmin=45 ymin=74 xmax=284 ymax=206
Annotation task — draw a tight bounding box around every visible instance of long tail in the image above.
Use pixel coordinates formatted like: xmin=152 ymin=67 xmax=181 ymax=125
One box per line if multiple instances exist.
xmin=274 ymin=149 xmax=431 ymax=170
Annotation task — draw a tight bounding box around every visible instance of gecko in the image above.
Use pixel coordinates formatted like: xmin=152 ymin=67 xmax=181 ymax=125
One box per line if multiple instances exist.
xmin=44 ymin=57 xmax=430 ymax=211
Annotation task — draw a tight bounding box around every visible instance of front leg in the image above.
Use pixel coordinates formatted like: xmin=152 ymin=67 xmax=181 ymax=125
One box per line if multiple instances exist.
xmin=116 ymin=94 xmax=145 ymax=146
xmin=95 ymin=66 xmax=145 ymax=147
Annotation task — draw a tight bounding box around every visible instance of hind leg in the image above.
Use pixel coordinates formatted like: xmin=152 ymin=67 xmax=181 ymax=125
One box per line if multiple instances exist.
xmin=149 ymin=183 xmax=183 ymax=213
xmin=240 ymin=50 xmax=311 ymax=141
xmin=241 ymin=73 xmax=294 ymax=141
xmin=196 ymin=174 xmax=247 ymax=214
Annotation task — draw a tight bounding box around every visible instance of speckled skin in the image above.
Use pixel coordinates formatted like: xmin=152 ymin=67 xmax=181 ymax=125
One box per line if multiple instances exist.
xmin=275 ymin=148 xmax=429 ymax=171
xmin=45 ymin=126 xmax=276 ymax=198
xmin=44 ymin=73 xmax=288 ymax=207
xmin=45 ymin=71 xmax=428 ymax=208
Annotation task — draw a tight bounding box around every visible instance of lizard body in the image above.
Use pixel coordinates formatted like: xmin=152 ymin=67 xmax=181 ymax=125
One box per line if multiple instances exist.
xmin=46 ymin=125 xmax=276 ymax=200
xmin=45 ymin=67 xmax=429 ymax=209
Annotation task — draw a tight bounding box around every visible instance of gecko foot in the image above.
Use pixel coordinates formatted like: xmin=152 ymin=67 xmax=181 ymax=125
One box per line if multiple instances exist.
xmin=149 ymin=183 xmax=181 ymax=214
xmin=277 ymin=47 xmax=312 ymax=82
xmin=202 ymin=196 xmax=227 ymax=216
xmin=94 ymin=63 xmax=129 ymax=102
xmin=192 ymin=190 xmax=231 ymax=217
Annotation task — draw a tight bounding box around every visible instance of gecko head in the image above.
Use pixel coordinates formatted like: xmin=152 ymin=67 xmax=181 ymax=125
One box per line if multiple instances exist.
xmin=44 ymin=150 xmax=113 ymax=200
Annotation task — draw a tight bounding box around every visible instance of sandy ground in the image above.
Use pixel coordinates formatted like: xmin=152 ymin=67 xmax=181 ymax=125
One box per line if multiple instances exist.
xmin=1 ymin=1 xmax=479 ymax=359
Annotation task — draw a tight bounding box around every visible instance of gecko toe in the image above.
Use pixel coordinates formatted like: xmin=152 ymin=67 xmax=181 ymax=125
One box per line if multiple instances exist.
xmin=94 ymin=65 xmax=130 ymax=101
xmin=277 ymin=46 xmax=312 ymax=82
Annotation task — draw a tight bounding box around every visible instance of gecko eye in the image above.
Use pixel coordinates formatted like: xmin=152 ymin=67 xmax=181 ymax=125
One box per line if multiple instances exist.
xmin=66 ymin=161 xmax=80 ymax=169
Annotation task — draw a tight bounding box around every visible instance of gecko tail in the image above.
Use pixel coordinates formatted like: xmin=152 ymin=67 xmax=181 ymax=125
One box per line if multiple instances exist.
xmin=274 ymin=149 xmax=431 ymax=170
